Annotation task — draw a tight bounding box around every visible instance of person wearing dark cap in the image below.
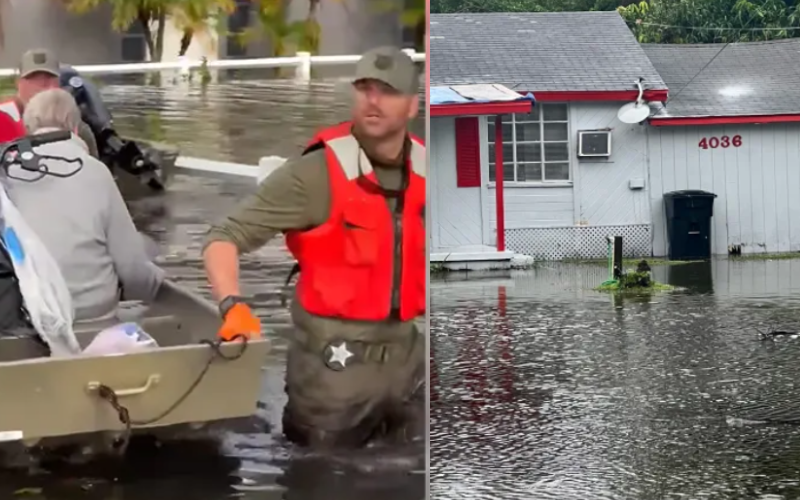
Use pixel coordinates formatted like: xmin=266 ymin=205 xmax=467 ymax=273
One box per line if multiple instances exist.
xmin=0 ymin=48 xmax=98 ymax=156
xmin=202 ymin=46 xmax=425 ymax=449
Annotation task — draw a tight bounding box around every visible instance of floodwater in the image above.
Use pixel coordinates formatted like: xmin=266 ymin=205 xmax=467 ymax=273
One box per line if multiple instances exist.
xmin=431 ymin=260 xmax=800 ymax=500
xmin=104 ymin=76 xmax=427 ymax=164
xmin=0 ymin=78 xmax=426 ymax=499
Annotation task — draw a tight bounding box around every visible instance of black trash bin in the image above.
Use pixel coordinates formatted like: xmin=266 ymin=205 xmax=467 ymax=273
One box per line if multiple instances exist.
xmin=664 ymin=190 xmax=718 ymax=261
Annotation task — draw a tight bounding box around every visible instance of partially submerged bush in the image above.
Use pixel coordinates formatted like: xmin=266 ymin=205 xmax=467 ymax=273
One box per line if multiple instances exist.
xmin=619 ymin=271 xmax=651 ymax=288
xmin=595 ymin=261 xmax=674 ymax=292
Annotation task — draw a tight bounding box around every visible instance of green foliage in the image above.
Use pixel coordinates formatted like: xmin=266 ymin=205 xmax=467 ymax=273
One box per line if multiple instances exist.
xmin=619 ymin=270 xmax=652 ymax=288
xmin=729 ymin=251 xmax=800 ymax=261
xmin=595 ymin=277 xmax=675 ymax=292
xmin=432 ymin=0 xmax=800 ymax=43
xmin=62 ymin=0 xmax=236 ymax=61
xmin=595 ymin=265 xmax=675 ymax=292
xmin=430 ymin=263 xmax=447 ymax=275
xmin=235 ymin=0 xmax=320 ymax=57
xmin=431 ymin=0 xmax=637 ymax=13
xmin=620 ymin=0 xmax=800 ymax=43
xmin=372 ymin=0 xmax=425 ymax=49
xmin=63 ymin=0 xmax=423 ymax=63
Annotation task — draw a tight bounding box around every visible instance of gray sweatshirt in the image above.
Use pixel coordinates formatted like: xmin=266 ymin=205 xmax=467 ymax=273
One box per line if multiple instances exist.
xmin=5 ymin=131 xmax=164 ymax=321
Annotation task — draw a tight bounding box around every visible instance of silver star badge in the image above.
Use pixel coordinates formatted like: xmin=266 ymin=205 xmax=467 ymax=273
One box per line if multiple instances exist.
xmin=328 ymin=341 xmax=353 ymax=369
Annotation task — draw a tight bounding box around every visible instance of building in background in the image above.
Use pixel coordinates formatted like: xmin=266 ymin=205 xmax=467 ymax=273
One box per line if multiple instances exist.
xmin=0 ymin=0 xmax=416 ymax=67
xmin=0 ymin=0 xmax=124 ymax=66
xmin=642 ymin=42 xmax=800 ymax=258
xmin=431 ymin=11 xmax=800 ymax=263
xmin=431 ymin=12 xmax=667 ymax=264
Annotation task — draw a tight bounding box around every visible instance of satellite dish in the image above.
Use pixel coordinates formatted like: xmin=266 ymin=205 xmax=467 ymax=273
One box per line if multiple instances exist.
xmin=618 ymin=101 xmax=650 ymax=124
xmin=617 ymin=78 xmax=650 ymax=124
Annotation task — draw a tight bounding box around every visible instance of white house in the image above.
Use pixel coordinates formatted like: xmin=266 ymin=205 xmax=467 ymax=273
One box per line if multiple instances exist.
xmin=430 ymin=84 xmax=535 ymax=269
xmin=430 ymin=11 xmax=667 ymax=263
xmin=431 ymin=11 xmax=800 ymax=262
xmin=644 ymin=41 xmax=800 ymax=257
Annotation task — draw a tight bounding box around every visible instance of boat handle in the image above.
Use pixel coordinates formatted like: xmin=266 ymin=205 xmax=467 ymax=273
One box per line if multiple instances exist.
xmin=86 ymin=374 xmax=161 ymax=397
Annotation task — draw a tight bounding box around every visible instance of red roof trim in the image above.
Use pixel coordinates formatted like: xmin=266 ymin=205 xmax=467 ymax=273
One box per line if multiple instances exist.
xmin=649 ymin=114 xmax=800 ymax=126
xmin=526 ymin=89 xmax=669 ymax=103
xmin=430 ymin=101 xmax=533 ymax=117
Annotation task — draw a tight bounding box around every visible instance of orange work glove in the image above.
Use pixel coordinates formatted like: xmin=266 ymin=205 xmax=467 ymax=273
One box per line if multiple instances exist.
xmin=218 ymin=303 xmax=262 ymax=341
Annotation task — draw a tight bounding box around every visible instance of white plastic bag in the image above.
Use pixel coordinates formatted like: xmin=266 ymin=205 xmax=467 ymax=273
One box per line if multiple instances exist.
xmin=83 ymin=322 xmax=158 ymax=356
xmin=0 ymin=188 xmax=80 ymax=356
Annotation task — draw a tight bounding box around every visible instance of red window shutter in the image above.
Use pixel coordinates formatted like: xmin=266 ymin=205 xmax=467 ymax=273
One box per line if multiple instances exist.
xmin=454 ymin=117 xmax=481 ymax=188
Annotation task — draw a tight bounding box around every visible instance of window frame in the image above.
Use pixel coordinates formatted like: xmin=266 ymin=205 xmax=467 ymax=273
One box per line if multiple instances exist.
xmin=486 ymin=103 xmax=572 ymax=186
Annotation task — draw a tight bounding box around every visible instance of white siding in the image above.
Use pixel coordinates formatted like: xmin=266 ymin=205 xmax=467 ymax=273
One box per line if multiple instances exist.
xmin=648 ymin=124 xmax=800 ymax=256
xmin=571 ymin=103 xmax=650 ymax=226
xmin=481 ymin=113 xmax=574 ymax=240
xmin=484 ymin=185 xmax=574 ymax=230
xmin=479 ymin=103 xmax=650 ymax=244
xmin=430 ymin=117 xmax=484 ymax=251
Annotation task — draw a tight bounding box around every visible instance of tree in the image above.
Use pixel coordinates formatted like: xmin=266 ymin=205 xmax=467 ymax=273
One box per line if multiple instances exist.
xmin=370 ymin=0 xmax=425 ymax=50
xmin=61 ymin=0 xmax=237 ymax=61
xmin=63 ymin=0 xmax=423 ymax=62
xmin=619 ymin=0 xmax=800 ymax=43
xmin=239 ymin=0 xmax=320 ymax=56
xmin=430 ymin=0 xmax=800 ymax=44
xmin=431 ymin=0 xmax=637 ymax=13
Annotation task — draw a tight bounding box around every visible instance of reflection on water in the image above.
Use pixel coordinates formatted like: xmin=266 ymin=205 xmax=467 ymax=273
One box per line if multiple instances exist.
xmin=1 ymin=80 xmax=427 ymax=499
xmin=431 ymin=260 xmax=800 ymax=500
xmin=101 ymin=78 xmax=426 ymax=164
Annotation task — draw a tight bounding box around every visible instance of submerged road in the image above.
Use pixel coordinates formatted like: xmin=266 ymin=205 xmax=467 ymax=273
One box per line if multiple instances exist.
xmin=431 ymin=261 xmax=800 ymax=500
xmin=0 ymin=78 xmax=426 ymax=499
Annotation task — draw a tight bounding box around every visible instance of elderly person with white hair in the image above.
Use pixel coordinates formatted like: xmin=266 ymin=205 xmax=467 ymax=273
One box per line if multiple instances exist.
xmin=7 ymin=87 xmax=164 ymax=321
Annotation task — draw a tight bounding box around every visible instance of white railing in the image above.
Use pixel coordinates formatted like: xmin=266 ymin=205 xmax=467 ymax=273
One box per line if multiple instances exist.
xmin=0 ymin=50 xmax=426 ymax=82
xmin=0 ymin=49 xmax=426 ymax=181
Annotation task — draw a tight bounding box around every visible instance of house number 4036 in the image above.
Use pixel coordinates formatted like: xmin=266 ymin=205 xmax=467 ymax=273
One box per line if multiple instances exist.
xmin=699 ymin=135 xmax=743 ymax=149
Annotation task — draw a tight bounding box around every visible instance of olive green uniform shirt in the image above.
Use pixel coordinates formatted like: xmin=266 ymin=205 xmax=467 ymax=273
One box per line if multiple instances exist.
xmin=204 ymin=144 xmax=417 ymax=346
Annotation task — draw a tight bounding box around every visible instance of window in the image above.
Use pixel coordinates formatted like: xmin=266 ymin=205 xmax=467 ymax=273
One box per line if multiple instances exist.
xmin=487 ymin=103 xmax=570 ymax=183
xmin=121 ymin=23 xmax=147 ymax=62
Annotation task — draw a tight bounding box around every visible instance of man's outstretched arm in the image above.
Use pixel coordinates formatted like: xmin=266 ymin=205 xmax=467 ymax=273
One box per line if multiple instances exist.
xmin=202 ymin=152 xmax=329 ymax=301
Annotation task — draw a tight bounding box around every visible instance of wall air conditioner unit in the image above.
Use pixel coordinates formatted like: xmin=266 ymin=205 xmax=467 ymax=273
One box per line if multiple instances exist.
xmin=578 ymin=130 xmax=612 ymax=158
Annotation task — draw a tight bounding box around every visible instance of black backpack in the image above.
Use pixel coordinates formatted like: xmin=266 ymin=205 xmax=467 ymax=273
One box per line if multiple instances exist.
xmin=0 ymin=242 xmax=33 ymax=336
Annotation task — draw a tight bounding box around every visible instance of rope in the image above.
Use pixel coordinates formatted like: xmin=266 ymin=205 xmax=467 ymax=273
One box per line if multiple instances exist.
xmin=93 ymin=334 xmax=249 ymax=455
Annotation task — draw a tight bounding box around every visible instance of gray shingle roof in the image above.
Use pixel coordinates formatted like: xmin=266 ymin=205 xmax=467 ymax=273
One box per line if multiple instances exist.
xmin=430 ymin=11 xmax=666 ymax=92
xmin=643 ymin=40 xmax=800 ymax=118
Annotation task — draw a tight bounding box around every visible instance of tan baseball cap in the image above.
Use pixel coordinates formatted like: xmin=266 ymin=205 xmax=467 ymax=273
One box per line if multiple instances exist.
xmin=353 ymin=46 xmax=419 ymax=95
xmin=18 ymin=48 xmax=60 ymax=78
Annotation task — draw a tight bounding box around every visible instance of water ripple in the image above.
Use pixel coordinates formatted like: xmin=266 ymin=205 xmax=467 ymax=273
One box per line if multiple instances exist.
xmin=432 ymin=261 xmax=800 ymax=500
xmin=0 ymin=80 xmax=426 ymax=499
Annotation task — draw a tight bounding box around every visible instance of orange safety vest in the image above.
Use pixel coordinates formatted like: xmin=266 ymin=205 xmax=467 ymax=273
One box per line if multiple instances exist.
xmin=285 ymin=122 xmax=426 ymax=322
